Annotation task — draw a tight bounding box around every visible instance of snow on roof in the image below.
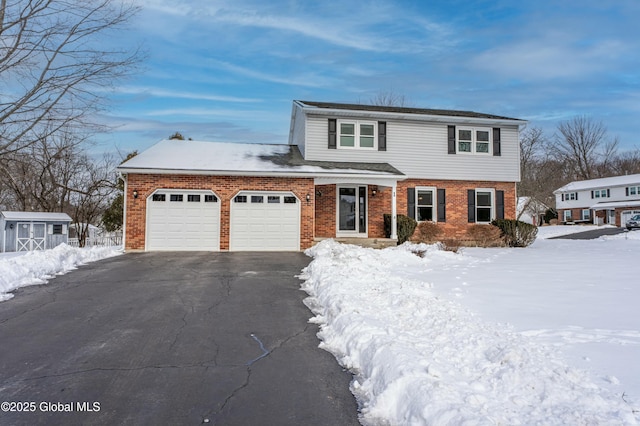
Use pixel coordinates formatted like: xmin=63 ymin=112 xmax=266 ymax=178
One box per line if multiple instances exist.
xmin=118 ymin=139 xmax=403 ymax=176
xmin=1 ymin=211 xmax=72 ymax=221
xmin=554 ymin=173 xmax=640 ymax=193
xmin=590 ymin=199 xmax=640 ymax=210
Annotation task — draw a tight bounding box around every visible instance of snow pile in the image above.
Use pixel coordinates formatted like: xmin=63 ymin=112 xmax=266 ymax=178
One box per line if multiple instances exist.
xmin=301 ymin=240 xmax=638 ymax=425
xmin=0 ymin=244 xmax=121 ymax=301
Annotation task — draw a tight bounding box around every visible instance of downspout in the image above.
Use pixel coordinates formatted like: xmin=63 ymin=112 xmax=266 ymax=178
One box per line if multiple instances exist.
xmin=119 ymin=172 xmax=127 ymax=251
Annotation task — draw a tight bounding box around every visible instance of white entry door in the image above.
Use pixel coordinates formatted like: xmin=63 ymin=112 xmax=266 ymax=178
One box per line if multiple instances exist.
xmin=229 ymin=192 xmax=300 ymax=251
xmin=17 ymin=222 xmax=46 ymax=251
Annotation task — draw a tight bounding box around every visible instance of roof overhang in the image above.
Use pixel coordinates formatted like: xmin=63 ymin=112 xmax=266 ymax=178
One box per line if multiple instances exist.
xmin=118 ymin=167 xmax=403 ymax=181
xmin=591 ymin=200 xmax=640 ymax=210
xmin=296 ymin=101 xmax=527 ymax=127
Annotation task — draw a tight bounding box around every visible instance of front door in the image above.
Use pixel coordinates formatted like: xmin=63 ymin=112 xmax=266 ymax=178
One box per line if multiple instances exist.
xmin=337 ymin=186 xmax=367 ymax=236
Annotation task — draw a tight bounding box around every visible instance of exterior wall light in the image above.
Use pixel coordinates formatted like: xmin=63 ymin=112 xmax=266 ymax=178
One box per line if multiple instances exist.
xmin=306 ymin=193 xmax=311 ymax=202
xmin=133 ymin=190 xmax=139 ymax=199
xmin=316 ymin=190 xmax=322 ymax=197
xmin=371 ymin=186 xmax=378 ymax=197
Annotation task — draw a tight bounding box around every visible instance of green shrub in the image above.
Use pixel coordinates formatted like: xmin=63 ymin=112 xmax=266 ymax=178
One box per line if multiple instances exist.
xmin=384 ymin=214 xmax=418 ymax=245
xmin=544 ymin=208 xmax=558 ymax=224
xmin=413 ymin=221 xmax=443 ymax=243
xmin=491 ymin=219 xmax=538 ymax=247
xmin=466 ymin=224 xmax=502 ymax=247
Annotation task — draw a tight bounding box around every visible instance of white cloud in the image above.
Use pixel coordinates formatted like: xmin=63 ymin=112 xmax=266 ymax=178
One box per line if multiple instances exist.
xmin=114 ymin=86 xmax=261 ymax=103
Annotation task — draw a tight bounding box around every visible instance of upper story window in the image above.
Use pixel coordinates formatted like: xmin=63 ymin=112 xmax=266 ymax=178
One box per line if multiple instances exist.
xmin=339 ymin=120 xmax=376 ymax=149
xmin=561 ymin=192 xmax=578 ymax=201
xmin=591 ymin=189 xmax=609 ymax=199
xmin=457 ymin=127 xmax=491 ymax=154
xmin=627 ymin=186 xmax=640 ymax=196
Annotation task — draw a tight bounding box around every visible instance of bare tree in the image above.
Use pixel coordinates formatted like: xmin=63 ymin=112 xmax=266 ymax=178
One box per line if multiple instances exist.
xmin=368 ymin=90 xmax=409 ymax=107
xmin=610 ymin=148 xmax=640 ymax=176
xmin=0 ymin=0 xmax=142 ymax=156
xmin=553 ymin=116 xmax=618 ymax=180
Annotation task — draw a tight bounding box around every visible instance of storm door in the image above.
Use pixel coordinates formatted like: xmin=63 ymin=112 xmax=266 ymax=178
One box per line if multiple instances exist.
xmin=337 ymin=186 xmax=367 ymax=236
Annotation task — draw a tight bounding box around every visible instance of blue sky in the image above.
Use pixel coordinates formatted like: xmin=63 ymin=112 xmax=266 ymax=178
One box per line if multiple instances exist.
xmin=97 ymin=0 xmax=640 ymax=156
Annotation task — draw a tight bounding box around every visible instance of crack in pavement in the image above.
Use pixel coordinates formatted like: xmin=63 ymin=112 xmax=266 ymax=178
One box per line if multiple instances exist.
xmin=201 ymin=324 xmax=312 ymax=423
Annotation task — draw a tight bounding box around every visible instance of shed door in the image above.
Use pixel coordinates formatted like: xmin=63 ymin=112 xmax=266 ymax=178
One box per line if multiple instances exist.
xmin=17 ymin=223 xmax=46 ymax=251
xmin=229 ymin=192 xmax=300 ymax=251
xmin=146 ymin=190 xmax=220 ymax=251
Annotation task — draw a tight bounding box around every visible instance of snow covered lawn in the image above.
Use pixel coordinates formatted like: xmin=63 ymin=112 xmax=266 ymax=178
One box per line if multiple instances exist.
xmin=0 ymin=244 xmax=122 ymax=301
xmin=300 ymin=229 xmax=640 ymax=425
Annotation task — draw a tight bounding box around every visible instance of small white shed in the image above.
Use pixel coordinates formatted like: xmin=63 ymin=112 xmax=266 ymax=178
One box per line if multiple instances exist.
xmin=1 ymin=211 xmax=73 ymax=252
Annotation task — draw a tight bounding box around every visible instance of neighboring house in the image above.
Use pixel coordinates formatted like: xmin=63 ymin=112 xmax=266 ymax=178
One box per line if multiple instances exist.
xmin=118 ymin=100 xmax=525 ymax=252
xmin=554 ymin=173 xmax=640 ymax=226
xmin=517 ymin=197 xmax=548 ymax=226
xmin=1 ymin=211 xmax=72 ymax=252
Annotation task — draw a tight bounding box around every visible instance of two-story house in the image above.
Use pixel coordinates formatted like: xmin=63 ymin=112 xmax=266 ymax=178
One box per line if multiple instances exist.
xmin=118 ymin=100 xmax=525 ymax=251
xmin=554 ymin=173 xmax=640 ymax=227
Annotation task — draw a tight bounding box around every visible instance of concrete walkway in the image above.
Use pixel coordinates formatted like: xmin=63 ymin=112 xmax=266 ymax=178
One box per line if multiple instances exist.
xmin=0 ymin=252 xmax=359 ymax=425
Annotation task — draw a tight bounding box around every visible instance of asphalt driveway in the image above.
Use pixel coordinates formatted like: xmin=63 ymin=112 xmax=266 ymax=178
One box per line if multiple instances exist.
xmin=0 ymin=252 xmax=359 ymax=425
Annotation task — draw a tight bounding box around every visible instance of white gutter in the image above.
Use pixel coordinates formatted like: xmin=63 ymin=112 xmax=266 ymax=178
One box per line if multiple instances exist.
xmin=116 ymin=167 xmax=404 ymax=180
xmin=296 ymin=101 xmax=528 ymax=127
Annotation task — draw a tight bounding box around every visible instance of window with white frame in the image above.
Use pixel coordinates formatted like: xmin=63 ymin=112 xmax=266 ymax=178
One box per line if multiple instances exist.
xmin=582 ymin=209 xmax=591 ymax=220
xmin=416 ymin=187 xmax=436 ymax=222
xmin=593 ymin=189 xmax=609 ymax=198
xmin=476 ymin=189 xmax=494 ymax=223
xmin=458 ymin=127 xmax=491 ymax=154
xmin=564 ymin=210 xmax=572 ymax=222
xmin=628 ymin=186 xmax=640 ymax=196
xmin=562 ymin=192 xmax=578 ymax=201
xmin=339 ymin=121 xmax=376 ymax=149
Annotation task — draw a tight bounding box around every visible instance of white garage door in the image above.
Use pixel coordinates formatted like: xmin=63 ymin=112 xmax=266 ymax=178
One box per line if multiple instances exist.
xmin=621 ymin=210 xmax=640 ymax=227
xmin=230 ymin=192 xmax=300 ymax=251
xmin=146 ymin=190 xmax=220 ymax=251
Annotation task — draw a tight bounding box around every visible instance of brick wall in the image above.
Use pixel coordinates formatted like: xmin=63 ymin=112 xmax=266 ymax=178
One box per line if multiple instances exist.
xmin=315 ymin=179 xmax=517 ymax=239
xmin=125 ymin=174 xmax=315 ymax=251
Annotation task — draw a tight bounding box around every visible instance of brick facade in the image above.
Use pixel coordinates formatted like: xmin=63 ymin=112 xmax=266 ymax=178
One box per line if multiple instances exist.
xmin=125 ymin=174 xmax=315 ymax=251
xmin=315 ymin=179 xmax=517 ymax=239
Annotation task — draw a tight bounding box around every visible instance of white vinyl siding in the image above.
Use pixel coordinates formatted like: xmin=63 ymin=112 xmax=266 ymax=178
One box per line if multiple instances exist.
xmin=303 ymin=115 xmax=520 ymax=182
xmin=288 ymin=102 xmax=307 ymax=157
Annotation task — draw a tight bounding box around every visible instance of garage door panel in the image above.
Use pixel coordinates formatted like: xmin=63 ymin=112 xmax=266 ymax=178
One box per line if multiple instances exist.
xmin=230 ymin=191 xmax=300 ymax=251
xmin=147 ymin=191 xmax=220 ymax=251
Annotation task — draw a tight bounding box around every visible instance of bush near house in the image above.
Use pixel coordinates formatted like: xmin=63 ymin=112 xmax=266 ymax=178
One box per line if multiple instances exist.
xmin=491 ymin=219 xmax=538 ymax=247
xmin=412 ymin=221 xmax=443 ymax=243
xmin=544 ymin=208 xmax=558 ymax=224
xmin=467 ymin=224 xmax=503 ymax=247
xmin=384 ymin=214 xmax=417 ymax=245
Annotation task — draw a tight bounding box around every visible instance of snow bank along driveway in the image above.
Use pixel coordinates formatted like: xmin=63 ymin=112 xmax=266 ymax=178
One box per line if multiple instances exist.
xmin=0 ymin=244 xmax=122 ymax=301
xmin=300 ymin=233 xmax=640 ymax=425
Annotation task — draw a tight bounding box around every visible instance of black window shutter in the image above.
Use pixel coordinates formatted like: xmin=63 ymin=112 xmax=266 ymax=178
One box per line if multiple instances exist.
xmin=448 ymin=125 xmax=456 ymax=154
xmin=493 ymin=128 xmax=501 ymax=156
xmin=591 ymin=191 xmax=594 ymax=199
xmin=467 ymin=189 xmax=476 ymax=223
xmin=607 ymin=189 xmax=610 ymax=197
xmin=378 ymin=121 xmax=387 ymax=151
xmin=437 ymin=188 xmax=446 ymax=222
xmin=328 ymin=119 xmax=337 ymax=149
xmin=576 ymin=192 xmax=578 ymax=201
xmin=561 ymin=194 xmax=564 ymax=201
xmin=407 ymin=188 xmax=416 ymax=219
xmin=626 ymin=187 xmax=629 ymax=196
xmin=496 ymin=190 xmax=504 ymax=220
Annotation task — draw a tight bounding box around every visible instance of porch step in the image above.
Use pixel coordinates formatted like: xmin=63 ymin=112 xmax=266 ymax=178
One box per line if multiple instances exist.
xmin=313 ymin=237 xmax=398 ymax=249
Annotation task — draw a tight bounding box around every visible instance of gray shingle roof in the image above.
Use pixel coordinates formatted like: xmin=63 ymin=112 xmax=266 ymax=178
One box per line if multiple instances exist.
xmin=297 ymin=100 xmax=521 ymax=121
